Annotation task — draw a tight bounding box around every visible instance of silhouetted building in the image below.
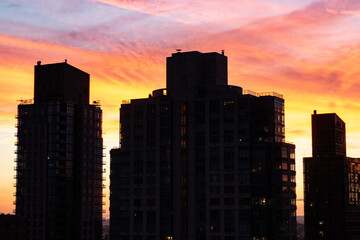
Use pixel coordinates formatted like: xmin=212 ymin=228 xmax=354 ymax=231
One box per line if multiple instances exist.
xmin=0 ymin=214 xmax=27 ymax=240
xmin=15 ymin=61 xmax=103 ymax=240
xmin=304 ymin=111 xmax=360 ymax=240
xmin=110 ymin=51 xmax=296 ymax=240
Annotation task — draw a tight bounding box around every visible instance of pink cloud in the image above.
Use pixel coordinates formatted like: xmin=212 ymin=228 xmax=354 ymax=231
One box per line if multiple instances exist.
xmin=93 ymin=0 xmax=308 ymax=29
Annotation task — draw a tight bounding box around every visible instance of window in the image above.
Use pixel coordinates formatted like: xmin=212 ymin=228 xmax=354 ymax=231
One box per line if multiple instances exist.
xmin=119 ymin=188 xmax=129 ymax=197
xmin=224 ymin=174 xmax=234 ymax=182
xmin=120 ymin=199 xmax=129 ymax=207
xmin=181 ymin=139 xmax=186 ymax=148
xmin=133 ymin=211 xmax=143 ymax=232
xmin=282 ymin=175 xmax=288 ymax=182
xmin=290 ymin=163 xmax=295 ymax=171
xmin=210 ymin=186 xmax=220 ymax=194
xmin=134 ymin=188 xmax=143 ymax=196
xmin=195 ymin=101 xmax=205 ymax=112
xmin=224 ymin=148 xmax=234 ymax=171
xmin=210 ymin=174 xmax=219 ymax=183
xmin=224 ymin=186 xmax=234 ymax=194
xmin=239 ymin=159 xmax=250 ymax=170
xmin=224 ymin=210 xmax=234 ymax=232
xmin=290 ymin=175 xmax=295 ymax=183
xmin=134 ymin=152 xmax=143 ymax=174
xmin=210 ymin=198 xmax=220 ymax=206
xmin=239 ymin=147 xmax=250 ymax=158
xmin=147 ymin=199 xmax=155 ymax=207
xmin=282 ymin=147 xmax=288 ymax=158
xmin=147 ymin=176 xmax=156 ymax=185
xmin=210 ymin=100 xmax=219 ymax=112
xmin=160 ymin=104 xmax=169 ymax=113
xmin=134 ymin=177 xmax=143 ymax=185
xmin=147 ymin=188 xmax=156 ymax=195
xmin=134 ymin=199 xmax=142 ymax=207
xmin=282 ymin=162 xmax=288 ymax=170
xmin=224 ymin=198 xmax=234 ymax=206
xmin=146 ymin=151 xmax=156 ymax=174
xmin=238 ymin=174 xmax=250 ymax=183
xmin=210 ymin=148 xmax=219 ymax=171
xmin=147 ymin=210 xmax=156 ymax=233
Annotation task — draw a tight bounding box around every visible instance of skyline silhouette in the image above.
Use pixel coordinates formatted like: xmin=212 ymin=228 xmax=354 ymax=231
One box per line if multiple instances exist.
xmin=2 ymin=0 xmax=360 ymax=220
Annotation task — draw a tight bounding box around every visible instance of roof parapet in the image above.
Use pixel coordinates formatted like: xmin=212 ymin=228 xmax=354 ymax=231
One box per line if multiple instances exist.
xmin=243 ymin=90 xmax=283 ymax=99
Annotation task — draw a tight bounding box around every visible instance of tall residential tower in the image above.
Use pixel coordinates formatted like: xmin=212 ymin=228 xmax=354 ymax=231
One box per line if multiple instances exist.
xmin=110 ymin=51 xmax=297 ymax=240
xmin=15 ymin=61 xmax=103 ymax=240
xmin=304 ymin=112 xmax=360 ymax=240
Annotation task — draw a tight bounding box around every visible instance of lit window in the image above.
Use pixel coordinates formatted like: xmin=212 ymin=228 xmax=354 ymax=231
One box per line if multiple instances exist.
xmin=290 ymin=175 xmax=296 ymax=183
xmin=290 ymin=163 xmax=295 ymax=171
xmin=282 ymin=175 xmax=288 ymax=182
xmin=224 ymin=100 xmax=234 ymax=105
xmin=181 ymin=104 xmax=186 ymax=114
xmin=181 ymin=126 xmax=186 ymax=136
xmin=282 ymin=162 xmax=288 ymax=170
xmin=181 ymin=116 xmax=186 ymax=125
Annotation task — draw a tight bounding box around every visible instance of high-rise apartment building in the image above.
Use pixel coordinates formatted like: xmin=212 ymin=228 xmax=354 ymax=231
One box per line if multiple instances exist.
xmin=15 ymin=61 xmax=103 ymax=240
xmin=110 ymin=51 xmax=296 ymax=240
xmin=304 ymin=111 xmax=360 ymax=240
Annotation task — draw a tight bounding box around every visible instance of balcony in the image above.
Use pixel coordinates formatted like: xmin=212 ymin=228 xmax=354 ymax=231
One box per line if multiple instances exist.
xmin=17 ymin=99 xmax=34 ymax=105
xmin=243 ymin=90 xmax=283 ymax=99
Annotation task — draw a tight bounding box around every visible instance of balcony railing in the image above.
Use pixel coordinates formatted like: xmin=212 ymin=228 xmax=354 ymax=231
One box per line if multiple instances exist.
xmin=17 ymin=99 xmax=34 ymax=105
xmin=243 ymin=90 xmax=283 ymax=99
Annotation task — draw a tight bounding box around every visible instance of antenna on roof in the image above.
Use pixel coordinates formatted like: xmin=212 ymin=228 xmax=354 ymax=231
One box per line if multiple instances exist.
xmin=65 ymin=59 xmax=67 ymax=63
xmin=176 ymin=49 xmax=182 ymax=53
xmin=221 ymin=50 xmax=225 ymax=55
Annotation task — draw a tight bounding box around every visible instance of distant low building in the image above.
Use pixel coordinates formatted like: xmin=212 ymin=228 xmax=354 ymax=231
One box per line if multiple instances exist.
xmin=304 ymin=111 xmax=360 ymax=240
xmin=296 ymin=216 xmax=304 ymax=240
xmin=0 ymin=214 xmax=27 ymax=240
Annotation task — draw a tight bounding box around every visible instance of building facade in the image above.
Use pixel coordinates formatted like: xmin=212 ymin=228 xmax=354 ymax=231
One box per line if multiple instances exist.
xmin=15 ymin=62 xmax=103 ymax=240
xmin=110 ymin=51 xmax=296 ymax=240
xmin=304 ymin=111 xmax=360 ymax=240
xmin=0 ymin=214 xmax=27 ymax=240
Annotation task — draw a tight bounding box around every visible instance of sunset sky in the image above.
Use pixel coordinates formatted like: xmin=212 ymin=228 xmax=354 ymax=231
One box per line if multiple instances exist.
xmin=1 ymin=0 xmax=360 ymax=217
